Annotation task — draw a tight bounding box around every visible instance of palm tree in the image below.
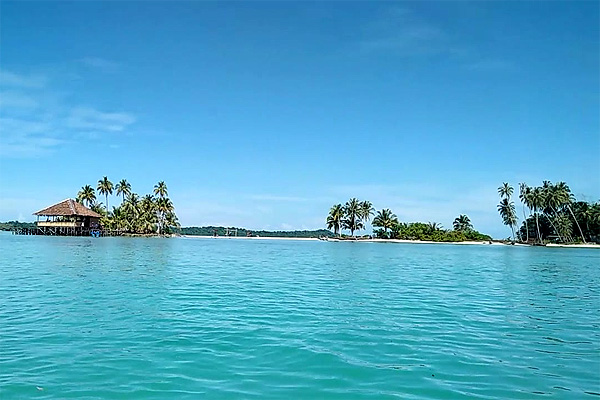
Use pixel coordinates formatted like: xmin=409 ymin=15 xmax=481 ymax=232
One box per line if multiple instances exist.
xmin=497 ymin=198 xmax=517 ymax=240
xmin=553 ymin=214 xmax=573 ymax=243
xmin=555 ymin=181 xmax=586 ymax=243
xmin=326 ymin=204 xmax=344 ymax=236
xmin=528 ymin=187 xmax=545 ymax=244
xmin=372 ymin=209 xmax=399 ymax=235
xmin=342 ymin=198 xmax=363 ymax=237
xmin=154 ymin=181 xmax=168 ymax=199
xmin=115 ymin=179 xmax=131 ymax=204
xmin=157 ymin=197 xmax=174 ymax=235
xmin=97 ymin=176 xmax=113 ymax=211
xmin=498 ymin=182 xmax=513 ymax=200
xmin=77 ymin=185 xmax=96 ymax=207
xmin=360 ymin=201 xmax=375 ymax=229
xmin=519 ymin=183 xmax=530 ymax=242
xmin=453 ymin=214 xmax=472 ymax=232
xmin=427 ymin=221 xmax=442 ymax=233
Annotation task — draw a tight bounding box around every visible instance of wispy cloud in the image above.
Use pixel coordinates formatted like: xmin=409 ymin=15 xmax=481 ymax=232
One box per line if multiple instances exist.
xmin=464 ymin=59 xmax=515 ymax=72
xmin=359 ymin=7 xmax=457 ymax=56
xmin=79 ymin=57 xmax=119 ymax=72
xmin=66 ymin=107 xmax=136 ymax=132
xmin=0 ymin=117 xmax=62 ymax=157
xmin=0 ymin=91 xmax=39 ymax=109
xmin=0 ymin=67 xmax=136 ymax=158
xmin=0 ymin=70 xmax=47 ymax=88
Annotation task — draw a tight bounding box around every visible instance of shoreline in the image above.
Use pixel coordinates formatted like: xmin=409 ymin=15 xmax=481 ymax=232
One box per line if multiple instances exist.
xmin=180 ymin=235 xmax=600 ymax=248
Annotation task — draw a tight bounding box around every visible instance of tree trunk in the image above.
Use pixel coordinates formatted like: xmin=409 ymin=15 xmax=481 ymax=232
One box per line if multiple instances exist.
xmin=534 ymin=209 xmax=542 ymax=244
xmin=567 ymin=205 xmax=586 ymax=243
xmin=522 ymin=205 xmax=529 ymax=243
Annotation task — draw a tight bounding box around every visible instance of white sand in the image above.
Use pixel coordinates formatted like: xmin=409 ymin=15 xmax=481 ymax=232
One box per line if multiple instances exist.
xmin=180 ymin=235 xmax=599 ymax=248
xmin=546 ymin=243 xmax=600 ymax=249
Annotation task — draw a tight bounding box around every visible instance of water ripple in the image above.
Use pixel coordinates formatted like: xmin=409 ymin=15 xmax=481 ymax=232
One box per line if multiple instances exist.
xmin=0 ymin=234 xmax=599 ymax=399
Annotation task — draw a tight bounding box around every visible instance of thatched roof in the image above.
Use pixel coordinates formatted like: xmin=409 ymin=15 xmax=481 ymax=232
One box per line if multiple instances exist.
xmin=33 ymin=199 xmax=101 ymax=218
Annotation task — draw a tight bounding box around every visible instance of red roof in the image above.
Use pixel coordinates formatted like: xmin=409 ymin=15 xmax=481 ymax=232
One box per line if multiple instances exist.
xmin=33 ymin=199 xmax=101 ymax=218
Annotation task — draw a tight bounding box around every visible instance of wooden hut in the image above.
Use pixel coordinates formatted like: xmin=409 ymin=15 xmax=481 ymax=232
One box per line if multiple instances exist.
xmin=31 ymin=199 xmax=102 ymax=235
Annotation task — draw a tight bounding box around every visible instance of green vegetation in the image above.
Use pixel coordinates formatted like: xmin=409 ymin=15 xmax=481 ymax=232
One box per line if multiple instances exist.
xmin=76 ymin=177 xmax=179 ymax=235
xmin=502 ymin=180 xmax=600 ymax=244
xmin=327 ymin=199 xmax=491 ymax=242
xmin=179 ymin=226 xmax=334 ymax=238
xmin=0 ymin=221 xmax=35 ymax=231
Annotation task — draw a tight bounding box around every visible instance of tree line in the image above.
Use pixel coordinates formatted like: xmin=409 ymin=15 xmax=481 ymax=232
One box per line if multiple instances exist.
xmin=179 ymin=226 xmax=334 ymax=238
xmin=497 ymin=181 xmax=599 ymax=244
xmin=76 ymin=177 xmax=179 ymax=235
xmin=327 ymin=198 xmax=491 ymax=242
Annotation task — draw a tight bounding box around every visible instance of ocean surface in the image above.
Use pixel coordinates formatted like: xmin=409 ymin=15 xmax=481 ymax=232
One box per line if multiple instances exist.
xmin=1 ymin=233 xmax=599 ymax=399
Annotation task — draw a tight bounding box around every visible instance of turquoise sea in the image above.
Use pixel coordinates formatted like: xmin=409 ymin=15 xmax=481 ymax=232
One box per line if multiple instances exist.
xmin=1 ymin=233 xmax=599 ymax=399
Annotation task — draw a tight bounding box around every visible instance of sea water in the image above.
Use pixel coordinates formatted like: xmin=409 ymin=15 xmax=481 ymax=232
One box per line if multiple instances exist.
xmin=1 ymin=233 xmax=599 ymax=399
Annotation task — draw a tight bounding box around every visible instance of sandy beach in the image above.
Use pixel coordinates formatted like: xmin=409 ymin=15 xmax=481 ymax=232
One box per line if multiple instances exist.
xmin=181 ymin=235 xmax=600 ymax=248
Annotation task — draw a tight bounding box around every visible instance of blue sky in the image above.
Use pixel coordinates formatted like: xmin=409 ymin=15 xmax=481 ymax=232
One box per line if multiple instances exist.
xmin=0 ymin=1 xmax=598 ymax=238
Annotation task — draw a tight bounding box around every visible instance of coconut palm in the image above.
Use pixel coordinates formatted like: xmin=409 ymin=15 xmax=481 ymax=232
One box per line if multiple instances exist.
xmin=453 ymin=214 xmax=472 ymax=232
xmin=115 ymin=179 xmax=132 ymax=204
xmin=342 ymin=198 xmax=364 ymax=237
xmin=519 ymin=183 xmax=530 ymax=242
xmin=373 ymin=209 xmax=399 ymax=235
xmin=555 ymin=181 xmax=586 ymax=243
xmin=528 ymin=187 xmax=545 ymax=244
xmin=97 ymin=176 xmax=113 ymax=211
xmin=498 ymin=182 xmax=513 ymax=200
xmin=360 ymin=201 xmax=375 ymax=227
xmin=326 ymin=204 xmax=344 ymax=236
xmin=427 ymin=221 xmax=443 ymax=233
xmin=154 ymin=181 xmax=168 ymax=199
xmin=156 ymin=197 xmax=174 ymax=235
xmin=77 ymin=185 xmax=96 ymax=207
xmin=498 ymin=198 xmax=517 ymax=240
xmin=553 ymin=214 xmax=573 ymax=243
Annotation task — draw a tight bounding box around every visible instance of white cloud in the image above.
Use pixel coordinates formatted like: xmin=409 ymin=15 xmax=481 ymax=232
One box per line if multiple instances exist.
xmin=0 ymin=117 xmax=62 ymax=157
xmin=359 ymin=7 xmax=455 ymax=56
xmin=0 ymin=67 xmax=136 ymax=158
xmin=79 ymin=57 xmax=119 ymax=72
xmin=0 ymin=70 xmax=47 ymax=88
xmin=66 ymin=107 xmax=136 ymax=132
xmin=0 ymin=91 xmax=39 ymax=109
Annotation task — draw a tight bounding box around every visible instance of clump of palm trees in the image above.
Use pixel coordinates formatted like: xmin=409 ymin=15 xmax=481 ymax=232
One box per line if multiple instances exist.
xmin=498 ymin=181 xmax=599 ymax=244
xmin=76 ymin=177 xmax=179 ymax=235
xmin=326 ymin=198 xmax=374 ymax=237
xmin=327 ymin=200 xmax=490 ymax=242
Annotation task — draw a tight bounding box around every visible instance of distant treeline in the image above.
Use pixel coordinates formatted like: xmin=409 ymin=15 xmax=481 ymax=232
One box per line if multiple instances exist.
xmin=179 ymin=226 xmax=335 ymax=238
xmin=0 ymin=221 xmax=36 ymax=231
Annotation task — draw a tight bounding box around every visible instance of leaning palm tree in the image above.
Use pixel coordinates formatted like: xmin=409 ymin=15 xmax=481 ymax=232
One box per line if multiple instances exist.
xmin=326 ymin=204 xmax=344 ymax=237
xmin=77 ymin=185 xmax=96 ymax=207
xmin=519 ymin=183 xmax=530 ymax=242
xmin=342 ymin=198 xmax=363 ymax=237
xmin=498 ymin=198 xmax=518 ymax=240
xmin=373 ymin=209 xmax=399 ymax=236
xmin=498 ymin=182 xmax=514 ymax=200
xmin=97 ymin=176 xmax=113 ymax=211
xmin=555 ymin=181 xmax=586 ymax=243
xmin=154 ymin=181 xmax=168 ymax=199
xmin=453 ymin=214 xmax=472 ymax=232
xmin=115 ymin=179 xmax=132 ymax=204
